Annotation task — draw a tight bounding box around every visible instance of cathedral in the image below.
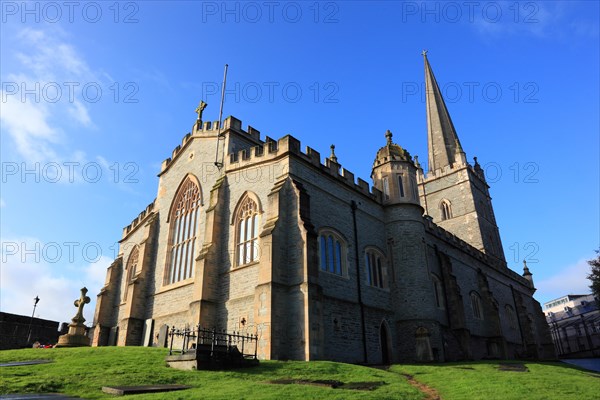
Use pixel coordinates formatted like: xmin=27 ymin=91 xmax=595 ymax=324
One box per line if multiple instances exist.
xmin=91 ymin=54 xmax=555 ymax=363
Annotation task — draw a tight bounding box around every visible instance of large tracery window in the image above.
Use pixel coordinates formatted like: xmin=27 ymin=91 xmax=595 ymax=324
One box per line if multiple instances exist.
xmin=236 ymin=196 xmax=260 ymax=266
xmin=319 ymin=230 xmax=346 ymax=276
xmin=165 ymin=177 xmax=201 ymax=285
xmin=123 ymin=246 xmax=139 ymax=301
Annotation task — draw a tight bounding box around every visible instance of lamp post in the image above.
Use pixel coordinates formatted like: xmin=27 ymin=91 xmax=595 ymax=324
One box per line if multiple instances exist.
xmin=26 ymin=296 xmax=40 ymax=347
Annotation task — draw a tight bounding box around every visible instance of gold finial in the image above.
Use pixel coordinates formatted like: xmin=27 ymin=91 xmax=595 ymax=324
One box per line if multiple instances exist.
xmin=330 ymin=144 xmax=338 ymax=163
xmin=195 ymin=100 xmax=207 ymax=121
xmin=421 ymin=49 xmax=428 ymax=57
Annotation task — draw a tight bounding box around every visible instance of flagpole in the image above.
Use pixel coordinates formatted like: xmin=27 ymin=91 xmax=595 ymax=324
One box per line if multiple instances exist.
xmin=214 ymin=64 xmax=228 ymax=169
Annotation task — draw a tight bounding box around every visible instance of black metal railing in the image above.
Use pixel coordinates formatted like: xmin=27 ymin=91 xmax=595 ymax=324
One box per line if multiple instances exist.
xmin=168 ymin=325 xmax=258 ymax=360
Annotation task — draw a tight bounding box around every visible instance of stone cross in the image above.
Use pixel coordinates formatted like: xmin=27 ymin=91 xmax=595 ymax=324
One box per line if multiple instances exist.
xmin=421 ymin=49 xmax=428 ymax=57
xmin=195 ymin=100 xmax=207 ymax=121
xmin=72 ymin=287 xmax=91 ymax=324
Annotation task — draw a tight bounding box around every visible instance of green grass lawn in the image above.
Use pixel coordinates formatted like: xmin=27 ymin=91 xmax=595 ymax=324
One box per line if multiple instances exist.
xmin=0 ymin=347 xmax=420 ymax=399
xmin=0 ymin=347 xmax=598 ymax=399
xmin=392 ymin=361 xmax=600 ymax=400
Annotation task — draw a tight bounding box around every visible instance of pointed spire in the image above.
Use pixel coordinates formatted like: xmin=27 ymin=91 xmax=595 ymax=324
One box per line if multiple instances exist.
xmin=423 ymin=51 xmax=466 ymax=172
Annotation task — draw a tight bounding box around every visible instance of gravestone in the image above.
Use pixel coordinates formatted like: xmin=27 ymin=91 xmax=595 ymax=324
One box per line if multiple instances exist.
xmin=157 ymin=324 xmax=169 ymax=347
xmin=141 ymin=319 xmax=154 ymax=347
xmin=102 ymin=384 xmax=191 ymax=395
xmin=55 ymin=287 xmax=91 ymax=347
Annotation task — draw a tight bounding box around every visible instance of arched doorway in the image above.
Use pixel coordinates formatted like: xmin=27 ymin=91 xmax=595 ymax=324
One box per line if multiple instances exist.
xmin=380 ymin=321 xmax=392 ymax=364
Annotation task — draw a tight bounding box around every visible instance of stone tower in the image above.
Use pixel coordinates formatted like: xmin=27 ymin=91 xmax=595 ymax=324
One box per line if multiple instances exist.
xmin=372 ymin=131 xmax=438 ymax=362
xmin=372 ymin=130 xmax=420 ymax=206
xmin=418 ymin=52 xmax=506 ymax=263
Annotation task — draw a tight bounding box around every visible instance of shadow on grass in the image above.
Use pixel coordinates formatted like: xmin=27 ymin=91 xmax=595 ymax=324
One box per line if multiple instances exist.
xmin=392 ymin=359 xmax=600 ymax=375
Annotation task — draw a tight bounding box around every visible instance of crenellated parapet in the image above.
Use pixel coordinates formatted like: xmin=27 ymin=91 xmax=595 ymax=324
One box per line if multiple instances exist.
xmin=423 ymin=161 xmax=467 ymax=181
xmin=227 ymin=131 xmax=383 ymax=201
xmin=121 ymin=200 xmax=156 ymax=240
xmin=160 ymin=116 xmax=262 ymax=174
xmin=423 ymin=216 xmax=525 ymax=284
xmin=157 ymin=115 xmax=384 ymax=201
xmin=420 ymin=159 xmax=486 ymax=185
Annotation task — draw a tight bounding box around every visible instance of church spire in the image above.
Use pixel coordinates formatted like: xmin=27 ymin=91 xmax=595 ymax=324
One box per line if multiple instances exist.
xmin=423 ymin=51 xmax=466 ymax=172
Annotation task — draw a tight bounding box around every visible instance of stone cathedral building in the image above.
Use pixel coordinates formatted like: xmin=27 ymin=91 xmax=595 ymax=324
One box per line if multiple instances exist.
xmin=91 ymin=54 xmax=555 ymax=363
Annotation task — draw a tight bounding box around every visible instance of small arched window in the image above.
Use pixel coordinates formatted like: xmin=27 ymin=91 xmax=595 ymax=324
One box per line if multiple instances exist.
xmin=505 ymin=305 xmax=517 ymax=330
xmin=411 ymin=176 xmax=419 ymax=200
xmin=397 ymin=174 xmax=405 ymax=198
xmin=471 ymin=291 xmax=483 ymax=319
xmin=432 ymin=274 xmax=444 ymax=309
xmin=382 ymin=176 xmax=390 ymax=200
xmin=319 ymin=230 xmax=346 ymax=276
xmin=165 ymin=176 xmax=201 ymax=285
xmin=366 ymin=249 xmax=388 ymax=289
xmin=440 ymin=199 xmax=452 ymax=221
xmin=235 ymin=195 xmax=260 ymax=266
xmin=123 ymin=246 xmax=139 ymax=301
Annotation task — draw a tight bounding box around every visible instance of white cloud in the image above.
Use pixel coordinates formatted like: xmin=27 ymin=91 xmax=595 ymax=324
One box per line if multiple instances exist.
xmin=536 ymin=258 xmax=592 ymax=303
xmin=1 ymin=85 xmax=60 ymax=162
xmin=0 ymin=236 xmax=111 ymax=327
xmin=471 ymin=2 xmax=596 ymax=40
xmin=1 ymin=27 xmax=96 ymax=164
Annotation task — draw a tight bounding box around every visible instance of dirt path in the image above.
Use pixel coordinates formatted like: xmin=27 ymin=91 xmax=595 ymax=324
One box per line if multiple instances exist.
xmin=371 ymin=365 xmax=442 ymax=400
xmin=401 ymin=373 xmax=442 ymax=400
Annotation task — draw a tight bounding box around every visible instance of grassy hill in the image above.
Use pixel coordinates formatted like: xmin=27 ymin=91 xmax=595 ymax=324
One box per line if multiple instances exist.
xmin=0 ymin=347 xmax=598 ymax=399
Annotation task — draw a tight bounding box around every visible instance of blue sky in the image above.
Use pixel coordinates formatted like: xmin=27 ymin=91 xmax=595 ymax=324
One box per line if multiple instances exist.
xmin=1 ymin=1 xmax=599 ymax=325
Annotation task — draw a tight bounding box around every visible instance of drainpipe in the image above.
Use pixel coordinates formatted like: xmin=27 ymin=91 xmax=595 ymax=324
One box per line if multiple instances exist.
xmin=351 ymin=200 xmax=368 ymax=363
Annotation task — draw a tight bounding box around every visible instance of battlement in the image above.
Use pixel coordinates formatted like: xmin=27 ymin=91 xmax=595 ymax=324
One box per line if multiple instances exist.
xmin=160 ymin=116 xmax=263 ymax=173
xmin=158 ymin=115 xmax=383 ymax=201
xmin=226 ymin=130 xmax=383 ymax=201
xmin=423 ymin=217 xmax=526 ymax=284
xmin=122 ymin=200 xmax=156 ymax=239
xmin=420 ymin=159 xmax=486 ymax=184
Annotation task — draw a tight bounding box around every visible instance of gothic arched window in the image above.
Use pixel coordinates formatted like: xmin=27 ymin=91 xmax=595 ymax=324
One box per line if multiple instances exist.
xmin=471 ymin=291 xmax=483 ymax=320
xmin=440 ymin=199 xmax=452 ymax=221
xmin=165 ymin=176 xmax=201 ymax=285
xmin=382 ymin=176 xmax=390 ymax=200
xmin=123 ymin=246 xmax=139 ymax=301
xmin=397 ymin=174 xmax=405 ymax=198
xmin=235 ymin=195 xmax=260 ymax=266
xmin=432 ymin=274 xmax=444 ymax=309
xmin=366 ymin=248 xmax=388 ymax=289
xmin=319 ymin=230 xmax=346 ymax=276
